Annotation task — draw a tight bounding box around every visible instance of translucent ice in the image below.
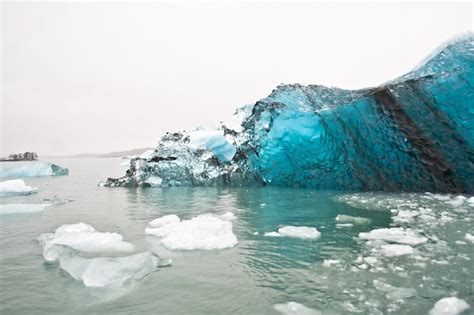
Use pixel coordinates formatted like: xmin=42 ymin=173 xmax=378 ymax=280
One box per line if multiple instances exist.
xmin=104 ymin=33 xmax=474 ymax=193
xmin=0 ymin=179 xmax=38 ymax=196
xmin=429 ymin=297 xmax=470 ymax=315
xmin=0 ymin=162 xmax=69 ymax=178
xmin=145 ymin=214 xmax=237 ymax=250
xmin=57 ymin=250 xmax=162 ymax=287
xmin=359 ymin=228 xmax=427 ymax=245
xmin=0 ymin=203 xmax=50 ymax=214
xmin=38 ymin=223 xmax=135 ymax=261
xmin=273 ymin=302 xmax=321 ymax=315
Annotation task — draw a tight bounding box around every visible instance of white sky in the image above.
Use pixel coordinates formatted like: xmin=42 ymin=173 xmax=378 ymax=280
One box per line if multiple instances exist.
xmin=1 ymin=2 xmax=472 ymax=155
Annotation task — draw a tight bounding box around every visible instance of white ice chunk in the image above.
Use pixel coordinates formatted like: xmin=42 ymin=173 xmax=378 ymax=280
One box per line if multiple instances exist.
xmin=58 ymin=251 xmax=161 ymax=287
xmin=429 ymin=297 xmax=470 ymax=315
xmin=38 ymin=223 xmax=135 ymax=261
xmin=379 ymin=244 xmax=414 ymax=257
xmin=145 ymin=214 xmax=237 ymax=250
xmin=335 ymin=214 xmax=371 ymax=225
xmin=273 ymin=302 xmax=321 ymax=315
xmin=264 ymin=231 xmax=282 ymax=237
xmin=0 ymin=179 xmax=38 ymax=196
xmin=464 ymin=233 xmax=474 ymax=243
xmin=0 ymin=203 xmax=50 ymax=214
xmin=359 ymin=228 xmax=428 ymax=245
xmin=322 ymin=259 xmax=340 ymax=268
xmin=277 ymin=226 xmax=320 ymax=239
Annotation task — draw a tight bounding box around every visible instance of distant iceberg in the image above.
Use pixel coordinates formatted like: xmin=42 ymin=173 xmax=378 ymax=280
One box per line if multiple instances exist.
xmin=104 ymin=33 xmax=474 ymax=193
xmin=0 ymin=179 xmax=38 ymax=197
xmin=0 ymin=162 xmax=69 ymax=178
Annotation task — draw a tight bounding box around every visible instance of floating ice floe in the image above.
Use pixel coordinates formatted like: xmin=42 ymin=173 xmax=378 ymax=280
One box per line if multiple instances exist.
xmin=273 ymin=302 xmax=321 ymax=315
xmin=145 ymin=214 xmax=238 ymax=250
xmin=378 ymin=244 xmax=414 ymax=257
xmin=38 ymin=223 xmax=135 ymax=261
xmin=322 ymin=259 xmax=340 ymax=268
xmin=335 ymin=214 xmax=371 ymax=225
xmin=0 ymin=203 xmax=50 ymax=214
xmin=429 ymin=297 xmax=470 ymax=315
xmin=57 ymin=250 xmax=167 ymax=287
xmin=0 ymin=162 xmax=69 ymax=178
xmin=359 ymin=228 xmax=427 ymax=245
xmin=0 ymin=179 xmax=38 ymax=196
xmin=264 ymin=226 xmax=320 ymax=239
xmin=464 ymin=233 xmax=474 ymax=243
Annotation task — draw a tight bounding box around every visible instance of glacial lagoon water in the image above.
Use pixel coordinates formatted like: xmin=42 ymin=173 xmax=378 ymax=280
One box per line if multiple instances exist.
xmin=0 ymin=158 xmax=472 ymax=314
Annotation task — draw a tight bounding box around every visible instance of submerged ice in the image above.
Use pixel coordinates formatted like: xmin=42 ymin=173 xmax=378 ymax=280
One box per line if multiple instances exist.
xmin=0 ymin=162 xmax=69 ymax=178
xmin=37 ymin=223 xmax=167 ymax=287
xmin=57 ymin=250 xmax=164 ymax=288
xmin=104 ymin=34 xmax=474 ymax=193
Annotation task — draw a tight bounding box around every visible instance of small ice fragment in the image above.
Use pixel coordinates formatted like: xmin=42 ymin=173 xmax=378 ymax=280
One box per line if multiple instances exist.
xmin=273 ymin=301 xmax=321 ymax=315
xmin=379 ymin=244 xmax=414 ymax=257
xmin=148 ymin=215 xmax=181 ymax=228
xmin=429 ymin=297 xmax=470 ymax=315
xmin=264 ymin=231 xmax=281 ymax=237
xmin=445 ymin=196 xmax=466 ymax=207
xmin=359 ymin=228 xmax=428 ymax=245
xmin=335 ymin=214 xmax=371 ymax=225
xmin=386 ymin=287 xmax=417 ymax=300
xmin=277 ymin=226 xmax=321 ymax=239
xmin=0 ymin=203 xmax=50 ymax=214
xmin=0 ymin=179 xmax=38 ymax=196
xmin=464 ymin=233 xmax=474 ymax=243
xmin=145 ymin=214 xmax=237 ymax=250
xmin=363 ymin=256 xmax=378 ymax=266
xmin=322 ymin=259 xmax=340 ymax=268
xmin=336 ymin=223 xmax=354 ymax=228
xmin=252 ymin=231 xmax=259 ymax=235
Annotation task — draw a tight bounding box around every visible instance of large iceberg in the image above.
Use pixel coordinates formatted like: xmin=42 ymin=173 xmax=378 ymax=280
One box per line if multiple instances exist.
xmin=0 ymin=162 xmax=69 ymax=178
xmin=104 ymin=33 xmax=474 ymax=193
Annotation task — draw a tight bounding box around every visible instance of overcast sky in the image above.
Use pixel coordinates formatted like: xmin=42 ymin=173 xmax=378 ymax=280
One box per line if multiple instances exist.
xmin=1 ymin=2 xmax=472 ymax=156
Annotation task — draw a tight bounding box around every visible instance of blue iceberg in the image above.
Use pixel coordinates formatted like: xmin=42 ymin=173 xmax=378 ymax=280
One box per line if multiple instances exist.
xmin=104 ymin=33 xmax=473 ymax=193
xmin=0 ymin=162 xmax=69 ymax=178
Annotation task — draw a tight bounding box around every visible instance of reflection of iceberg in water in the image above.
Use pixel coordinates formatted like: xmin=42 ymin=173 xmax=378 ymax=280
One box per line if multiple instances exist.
xmin=0 ymin=162 xmax=69 ymax=178
xmin=103 ymin=34 xmax=474 ymax=193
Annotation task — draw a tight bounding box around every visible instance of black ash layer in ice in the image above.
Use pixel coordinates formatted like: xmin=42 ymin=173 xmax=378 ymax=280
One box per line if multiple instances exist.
xmin=103 ymin=33 xmax=474 ymax=193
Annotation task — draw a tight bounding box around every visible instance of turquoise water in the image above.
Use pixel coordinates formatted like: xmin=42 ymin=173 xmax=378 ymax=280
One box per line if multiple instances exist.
xmin=0 ymin=158 xmax=472 ymax=314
